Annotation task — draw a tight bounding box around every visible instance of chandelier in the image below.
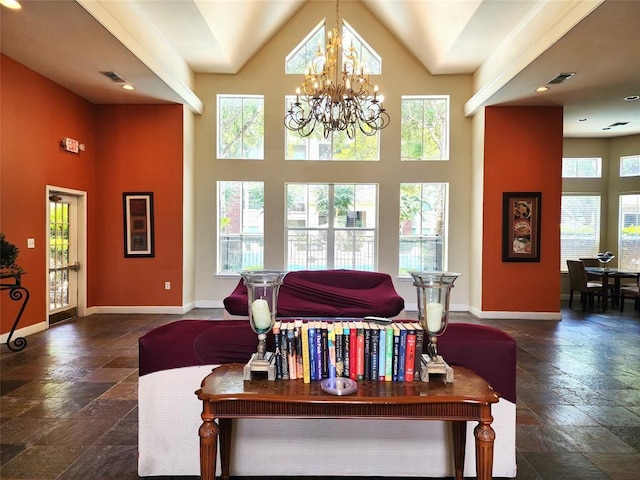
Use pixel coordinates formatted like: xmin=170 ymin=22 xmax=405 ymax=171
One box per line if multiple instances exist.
xmin=284 ymin=0 xmax=389 ymax=139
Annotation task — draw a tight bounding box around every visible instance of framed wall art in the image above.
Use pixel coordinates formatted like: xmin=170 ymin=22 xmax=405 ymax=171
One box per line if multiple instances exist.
xmin=502 ymin=192 xmax=541 ymax=262
xmin=123 ymin=192 xmax=154 ymax=258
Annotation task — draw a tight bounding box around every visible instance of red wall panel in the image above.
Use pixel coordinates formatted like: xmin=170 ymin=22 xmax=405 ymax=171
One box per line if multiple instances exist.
xmin=482 ymin=106 xmax=563 ymax=312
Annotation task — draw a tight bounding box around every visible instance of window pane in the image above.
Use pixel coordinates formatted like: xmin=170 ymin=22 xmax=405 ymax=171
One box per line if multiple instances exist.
xmin=560 ymin=195 xmax=600 ymax=271
xmin=285 ymin=22 xmax=324 ymax=74
xmin=342 ymin=20 xmax=381 ymax=75
xmin=619 ymin=194 xmax=640 ymax=271
xmin=620 ymin=155 xmax=640 ymax=177
xmin=218 ymin=181 xmax=264 ymax=274
xmin=285 ymin=97 xmax=380 ymax=161
xmin=399 ymin=183 xmax=448 ymax=276
xmin=401 ymin=96 xmax=449 ymax=161
xmin=286 ymin=183 xmax=377 ymax=270
xmin=217 ymin=95 xmax=264 ymax=159
xmin=561 ymin=157 xmax=601 ymax=178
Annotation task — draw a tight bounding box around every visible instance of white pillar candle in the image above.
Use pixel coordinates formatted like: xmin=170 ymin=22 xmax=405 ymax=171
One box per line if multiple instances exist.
xmin=251 ymin=299 xmax=272 ymax=330
xmin=426 ymin=302 xmax=444 ymax=332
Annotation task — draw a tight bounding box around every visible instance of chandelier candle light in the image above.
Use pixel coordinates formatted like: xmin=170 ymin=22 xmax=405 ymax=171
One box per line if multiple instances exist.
xmin=241 ymin=270 xmax=287 ymax=381
xmin=284 ymin=0 xmax=389 ymax=139
xmin=410 ymin=271 xmax=460 ymax=383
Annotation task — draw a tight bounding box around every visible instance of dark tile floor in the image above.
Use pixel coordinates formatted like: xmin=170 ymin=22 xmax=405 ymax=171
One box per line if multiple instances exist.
xmin=2 ymin=303 xmax=640 ymax=479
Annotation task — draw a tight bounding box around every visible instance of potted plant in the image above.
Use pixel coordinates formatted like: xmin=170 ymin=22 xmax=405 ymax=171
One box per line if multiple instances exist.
xmin=1 ymin=233 xmax=24 ymax=280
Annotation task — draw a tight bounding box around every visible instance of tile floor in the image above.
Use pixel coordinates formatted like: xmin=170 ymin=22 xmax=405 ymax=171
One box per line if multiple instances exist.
xmin=1 ymin=303 xmax=640 ymax=479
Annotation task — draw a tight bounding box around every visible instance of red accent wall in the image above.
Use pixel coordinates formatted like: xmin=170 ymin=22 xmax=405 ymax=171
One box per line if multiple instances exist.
xmin=482 ymin=106 xmax=563 ymax=312
xmin=1 ymin=54 xmax=183 ymax=335
xmin=92 ymin=105 xmax=184 ymax=306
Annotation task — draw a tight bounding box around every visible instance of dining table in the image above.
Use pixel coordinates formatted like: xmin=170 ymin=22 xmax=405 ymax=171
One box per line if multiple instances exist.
xmin=585 ymin=267 xmax=640 ymax=311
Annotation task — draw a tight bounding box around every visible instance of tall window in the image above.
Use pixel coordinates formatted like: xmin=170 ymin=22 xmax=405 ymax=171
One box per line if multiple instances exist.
xmin=286 ymin=183 xmax=377 ymax=270
xmin=619 ymin=194 xmax=640 ymax=271
xmin=620 ymin=155 xmax=640 ymax=177
xmin=401 ymin=96 xmax=449 ymax=161
xmin=284 ymin=20 xmax=381 ymax=161
xmin=218 ymin=182 xmax=264 ymax=274
xmin=562 ymin=157 xmax=602 ymax=178
xmin=217 ymin=95 xmax=264 ymax=159
xmin=560 ymin=195 xmax=601 ymax=271
xmin=399 ymin=183 xmax=448 ymax=276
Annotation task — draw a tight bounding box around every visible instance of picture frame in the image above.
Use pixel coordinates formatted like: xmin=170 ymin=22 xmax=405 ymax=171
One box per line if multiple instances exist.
xmin=123 ymin=192 xmax=154 ymax=258
xmin=502 ymin=192 xmax=541 ymax=262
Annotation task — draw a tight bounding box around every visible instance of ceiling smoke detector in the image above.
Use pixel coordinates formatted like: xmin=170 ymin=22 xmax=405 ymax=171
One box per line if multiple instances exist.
xmin=100 ymin=71 xmax=128 ymax=83
xmin=546 ymin=72 xmax=576 ymax=85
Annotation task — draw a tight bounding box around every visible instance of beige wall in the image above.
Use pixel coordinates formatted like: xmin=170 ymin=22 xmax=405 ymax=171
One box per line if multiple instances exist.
xmin=193 ymin=1 xmax=473 ymax=310
xmin=560 ymin=134 xmax=640 ymax=294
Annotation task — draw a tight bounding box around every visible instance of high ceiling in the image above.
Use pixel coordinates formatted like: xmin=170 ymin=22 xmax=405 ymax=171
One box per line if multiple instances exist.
xmin=2 ymin=0 xmax=639 ymax=138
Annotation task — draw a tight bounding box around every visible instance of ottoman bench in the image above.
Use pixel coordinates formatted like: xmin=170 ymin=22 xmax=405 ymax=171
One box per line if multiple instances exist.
xmin=138 ymin=319 xmax=516 ymax=478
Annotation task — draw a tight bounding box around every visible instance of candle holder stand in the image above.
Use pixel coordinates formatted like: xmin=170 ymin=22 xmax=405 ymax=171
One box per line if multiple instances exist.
xmin=240 ymin=270 xmax=287 ymax=381
xmin=410 ymin=271 xmax=460 ymax=383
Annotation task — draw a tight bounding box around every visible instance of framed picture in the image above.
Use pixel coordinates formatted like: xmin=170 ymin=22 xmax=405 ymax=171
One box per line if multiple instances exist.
xmin=502 ymin=192 xmax=541 ymax=262
xmin=123 ymin=192 xmax=154 ymax=258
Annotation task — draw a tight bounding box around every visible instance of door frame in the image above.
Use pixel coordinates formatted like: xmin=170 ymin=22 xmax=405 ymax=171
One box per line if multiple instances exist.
xmin=46 ymin=185 xmax=87 ymax=324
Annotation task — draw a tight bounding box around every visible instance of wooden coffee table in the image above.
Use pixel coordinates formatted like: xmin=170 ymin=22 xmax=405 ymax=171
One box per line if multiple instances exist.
xmin=195 ymin=363 xmax=499 ymax=480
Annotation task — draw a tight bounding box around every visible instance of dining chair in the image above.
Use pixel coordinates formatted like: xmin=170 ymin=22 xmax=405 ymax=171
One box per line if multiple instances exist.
xmin=580 ymin=257 xmax=606 ymax=282
xmin=619 ymin=278 xmax=640 ymax=313
xmin=567 ymin=260 xmax=606 ymax=309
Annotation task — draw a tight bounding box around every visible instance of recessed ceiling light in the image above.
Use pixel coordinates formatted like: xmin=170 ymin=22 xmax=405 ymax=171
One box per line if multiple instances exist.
xmin=536 ymin=86 xmax=549 ymax=93
xmin=0 ymin=0 xmax=22 ymax=10
xmin=578 ymin=118 xmax=588 ymax=122
xmin=624 ymin=95 xmax=639 ymax=101
xmin=122 ymin=84 xmax=135 ymax=91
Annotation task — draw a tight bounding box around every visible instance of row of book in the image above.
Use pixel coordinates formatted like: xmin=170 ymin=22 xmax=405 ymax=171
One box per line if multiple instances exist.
xmin=272 ymin=320 xmax=424 ymax=383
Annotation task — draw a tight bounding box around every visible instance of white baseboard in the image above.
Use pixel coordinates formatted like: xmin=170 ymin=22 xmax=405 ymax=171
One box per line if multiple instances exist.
xmin=0 ymin=321 xmax=47 ymax=345
xmin=89 ymin=304 xmax=195 ymax=315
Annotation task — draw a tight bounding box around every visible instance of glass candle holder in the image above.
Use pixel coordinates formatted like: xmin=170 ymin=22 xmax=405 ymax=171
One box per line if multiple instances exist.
xmin=240 ymin=270 xmax=287 ymax=380
xmin=410 ymin=271 xmax=460 ymax=362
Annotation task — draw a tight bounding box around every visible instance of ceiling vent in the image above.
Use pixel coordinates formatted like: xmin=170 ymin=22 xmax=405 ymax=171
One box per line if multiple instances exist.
xmin=546 ymin=72 xmax=575 ymax=85
xmin=100 ymin=71 xmax=127 ymax=83
xmin=608 ymin=122 xmax=629 ymax=127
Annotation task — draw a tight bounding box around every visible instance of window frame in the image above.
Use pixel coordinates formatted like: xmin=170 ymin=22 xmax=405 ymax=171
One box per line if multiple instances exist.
xmin=400 ymin=95 xmax=450 ymax=161
xmin=560 ymin=193 xmax=602 ymax=272
xmin=216 ymin=94 xmax=265 ymax=160
xmin=217 ymin=181 xmax=265 ymax=275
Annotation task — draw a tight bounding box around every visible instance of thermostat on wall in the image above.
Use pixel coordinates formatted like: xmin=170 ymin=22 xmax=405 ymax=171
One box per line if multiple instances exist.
xmin=61 ymin=137 xmax=79 ymax=153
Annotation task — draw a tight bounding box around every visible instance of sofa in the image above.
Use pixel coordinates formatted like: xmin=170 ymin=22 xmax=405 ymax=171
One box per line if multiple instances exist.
xmin=223 ymin=269 xmax=405 ymax=318
xmin=138 ymin=319 xmax=517 ymax=478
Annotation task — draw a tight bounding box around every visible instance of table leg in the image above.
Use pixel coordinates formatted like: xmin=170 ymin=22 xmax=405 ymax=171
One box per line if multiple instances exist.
xmin=451 ymin=420 xmax=466 ymax=480
xmin=219 ymin=418 xmax=232 ymax=480
xmin=199 ymin=403 xmax=218 ymax=480
xmin=474 ymin=416 xmax=495 ymax=480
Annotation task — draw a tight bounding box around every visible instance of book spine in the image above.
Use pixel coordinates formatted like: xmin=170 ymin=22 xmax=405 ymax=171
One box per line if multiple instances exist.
xmin=363 ymin=322 xmax=372 ymax=380
xmin=287 ymin=322 xmax=297 ymax=380
xmin=397 ymin=323 xmax=407 ymax=382
xmin=413 ymin=323 xmax=424 ymax=381
xmin=404 ymin=324 xmax=416 ymax=382
xmin=273 ymin=321 xmax=282 ymax=379
xmin=301 ymin=322 xmax=311 ymax=383
xmin=355 ymin=321 xmax=365 ymax=380
xmin=295 ymin=320 xmax=304 ymax=379
xmin=327 ymin=322 xmax=336 ymax=378
xmin=385 ymin=324 xmax=394 ymax=381
xmin=370 ymin=323 xmax=380 ymax=381
xmin=349 ymin=322 xmax=357 ymax=381
xmin=335 ymin=321 xmax=344 ymax=377
xmin=343 ymin=322 xmax=351 ymax=378
xmin=392 ymin=323 xmax=400 ymax=382
xmin=315 ymin=321 xmax=323 ymax=380
xmin=308 ymin=322 xmax=317 ymax=381
xmin=280 ymin=322 xmax=289 ymax=380
xmin=378 ymin=325 xmax=386 ymax=381
xmin=320 ymin=321 xmax=329 ymax=379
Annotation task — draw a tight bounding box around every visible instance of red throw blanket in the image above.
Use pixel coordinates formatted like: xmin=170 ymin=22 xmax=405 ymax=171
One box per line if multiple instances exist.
xmin=223 ymin=269 xmax=405 ymax=318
